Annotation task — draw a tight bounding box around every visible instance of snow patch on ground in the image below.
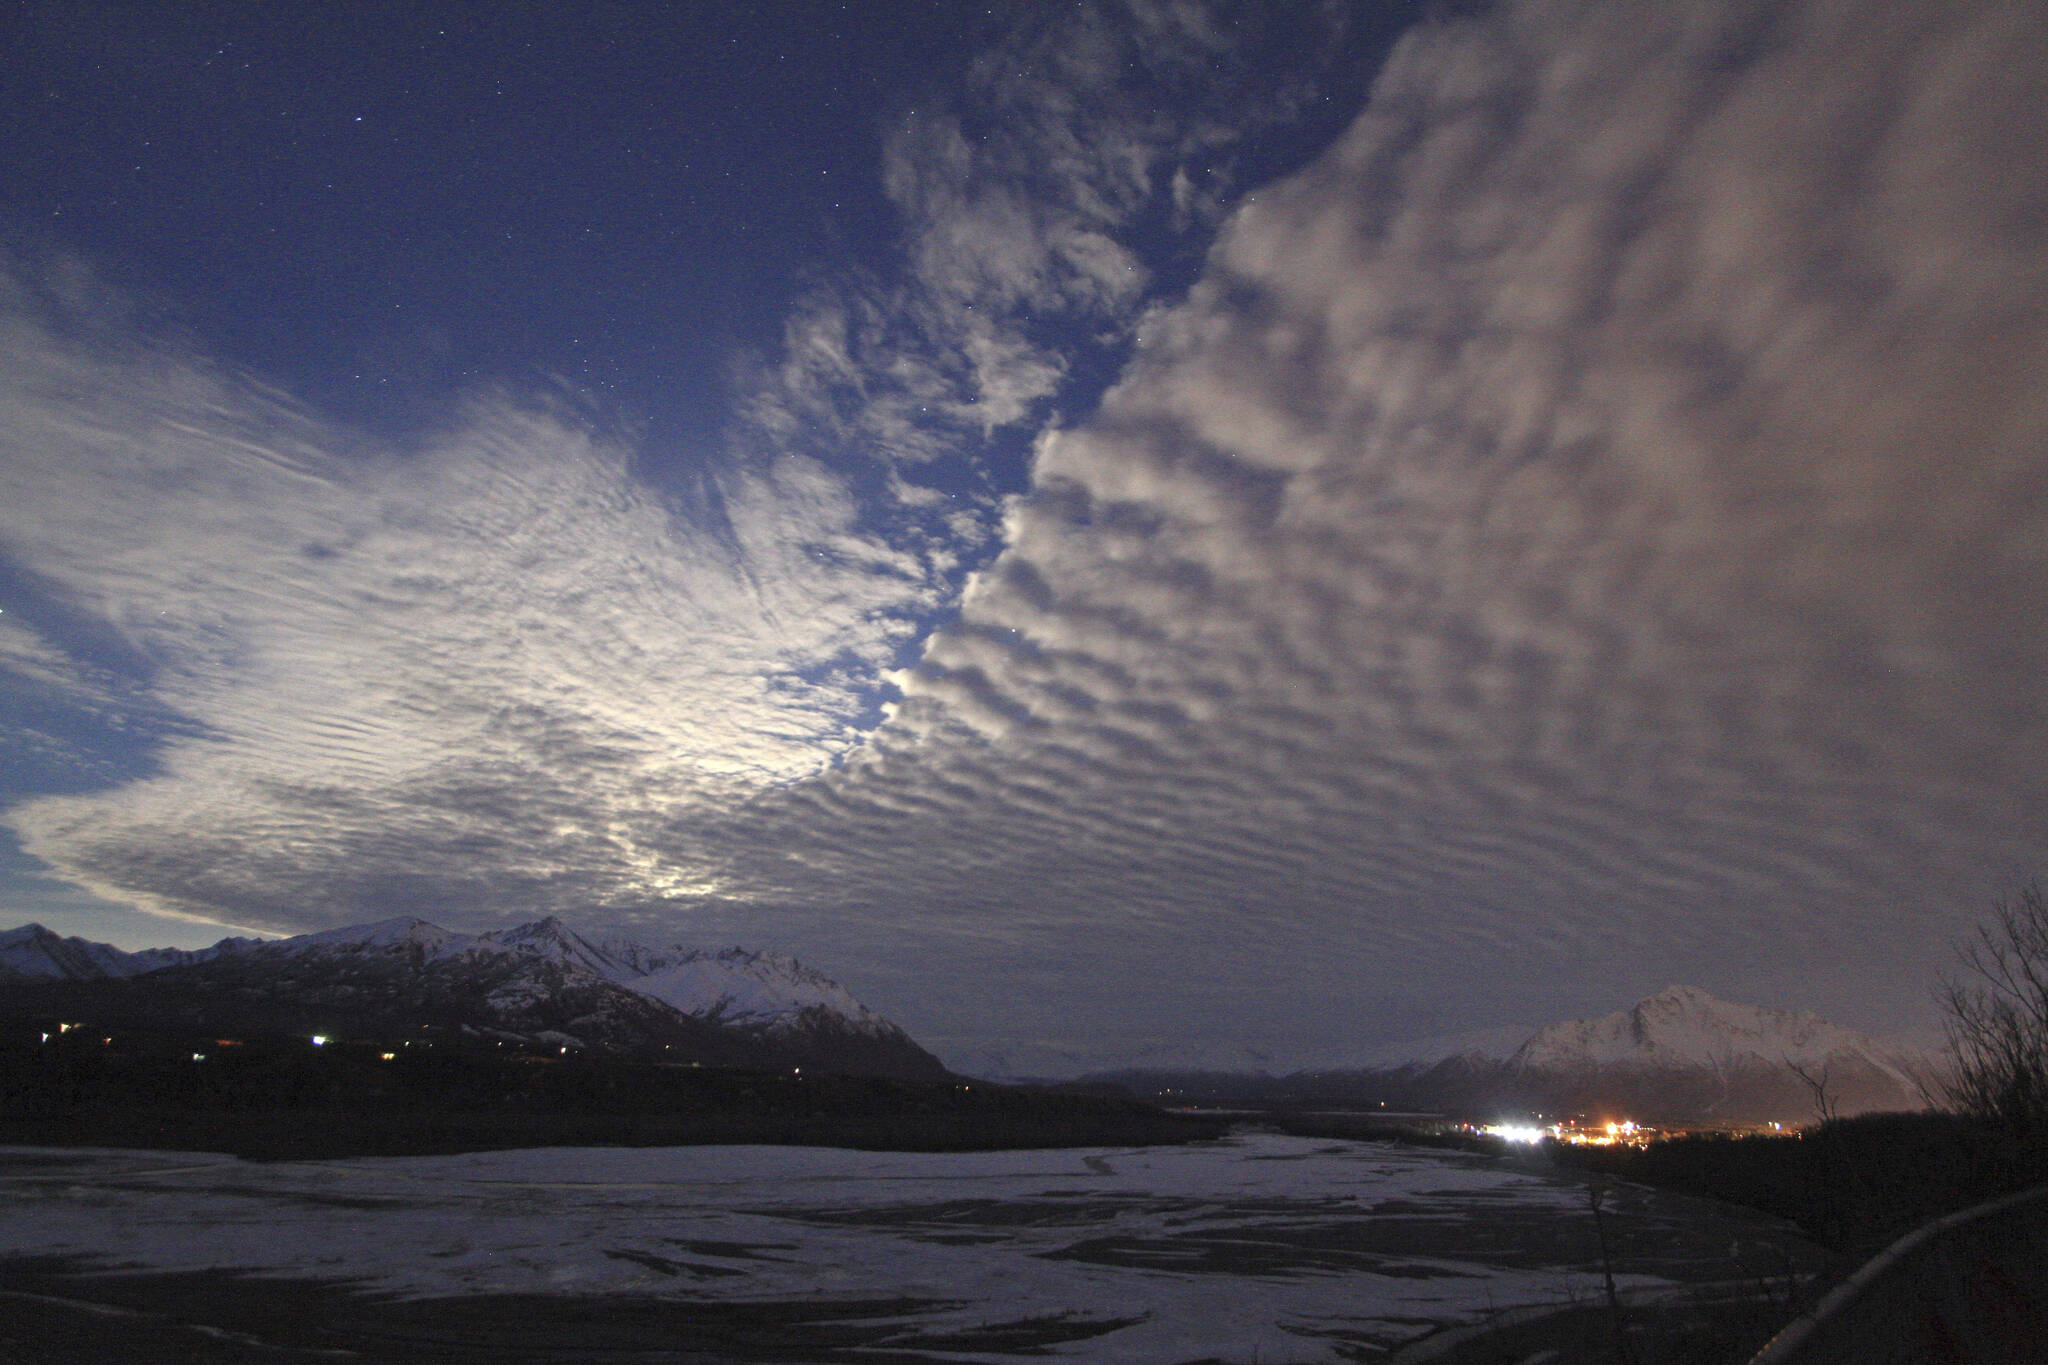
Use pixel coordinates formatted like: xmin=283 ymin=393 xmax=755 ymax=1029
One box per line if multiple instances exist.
xmin=0 ymin=1133 xmax=1818 ymax=1363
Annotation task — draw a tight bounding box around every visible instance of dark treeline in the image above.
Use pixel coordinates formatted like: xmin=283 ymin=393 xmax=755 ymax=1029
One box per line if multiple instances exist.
xmin=0 ymin=1019 xmax=1227 ymax=1159
xmin=1270 ymin=1108 xmax=2047 ymax=1258
xmin=1552 ymin=1111 xmax=2048 ymax=1255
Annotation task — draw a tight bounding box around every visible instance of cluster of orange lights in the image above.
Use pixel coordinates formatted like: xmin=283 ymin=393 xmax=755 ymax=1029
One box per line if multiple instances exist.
xmin=1554 ymin=1120 xmax=1645 ymax=1147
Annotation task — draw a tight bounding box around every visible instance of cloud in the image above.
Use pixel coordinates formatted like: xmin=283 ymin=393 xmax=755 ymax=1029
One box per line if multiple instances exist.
xmin=0 ymin=269 xmax=938 ymax=929
xmin=699 ymin=0 xmax=2048 ymax=1042
xmin=732 ymin=1 xmax=1356 ymax=489
xmin=0 ymin=613 xmax=143 ymax=723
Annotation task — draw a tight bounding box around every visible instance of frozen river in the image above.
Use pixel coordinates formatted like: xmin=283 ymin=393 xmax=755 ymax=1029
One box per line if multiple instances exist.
xmin=0 ymin=1133 xmax=1822 ymax=1362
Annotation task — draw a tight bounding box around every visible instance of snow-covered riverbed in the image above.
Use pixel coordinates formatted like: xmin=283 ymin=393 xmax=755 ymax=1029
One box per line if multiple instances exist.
xmin=0 ymin=1133 xmax=1819 ymax=1362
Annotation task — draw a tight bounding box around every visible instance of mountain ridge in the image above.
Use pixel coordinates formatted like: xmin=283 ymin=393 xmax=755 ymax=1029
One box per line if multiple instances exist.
xmin=0 ymin=916 xmax=944 ymax=1081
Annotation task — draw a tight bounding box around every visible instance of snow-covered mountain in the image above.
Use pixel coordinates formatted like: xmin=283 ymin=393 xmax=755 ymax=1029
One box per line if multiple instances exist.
xmin=0 ymin=922 xmax=254 ymax=980
xmin=477 ymin=917 xmax=903 ymax=1038
xmin=0 ymin=916 xmax=945 ymax=1080
xmin=1493 ymin=985 xmax=1935 ymax=1121
xmin=1510 ymin=985 xmax=1922 ymax=1085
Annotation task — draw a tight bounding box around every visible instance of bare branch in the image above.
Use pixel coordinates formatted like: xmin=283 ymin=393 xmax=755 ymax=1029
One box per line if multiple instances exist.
xmin=1941 ymin=883 xmax=2048 ymax=1139
xmin=1784 ymin=1057 xmax=1838 ymax=1126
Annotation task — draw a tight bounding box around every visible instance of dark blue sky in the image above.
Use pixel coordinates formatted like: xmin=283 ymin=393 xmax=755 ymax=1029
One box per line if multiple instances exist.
xmin=2 ymin=1 xmax=1408 ymax=464
xmin=4 ymin=2 xmax=992 ymax=446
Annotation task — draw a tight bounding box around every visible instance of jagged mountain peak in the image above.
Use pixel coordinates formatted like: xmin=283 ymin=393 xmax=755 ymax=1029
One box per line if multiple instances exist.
xmin=0 ymin=922 xmax=58 ymax=955
xmin=266 ymin=917 xmax=897 ymax=1037
xmin=467 ymin=923 xmax=877 ymax=1031
xmin=480 ymin=917 xmax=632 ymax=979
xmin=490 ymin=915 xmax=586 ymax=945
xmin=620 ymin=945 xmax=895 ymax=1036
xmin=482 ymin=916 xmax=581 ymax=950
xmin=280 ymin=916 xmax=480 ymax=958
xmin=1512 ymin=985 xmax=1909 ymax=1077
xmin=1 ymin=923 xmax=116 ymax=980
xmin=2 ymin=922 xmax=213 ymax=980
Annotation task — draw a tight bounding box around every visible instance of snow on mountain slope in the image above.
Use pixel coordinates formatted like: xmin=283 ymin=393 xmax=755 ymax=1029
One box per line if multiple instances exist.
xmin=275 ymin=916 xmax=487 ymax=962
xmin=0 ymin=923 xmax=151 ymax=979
xmin=0 ymin=923 xmax=254 ymax=979
xmin=1510 ymin=985 xmax=1924 ymax=1091
xmin=125 ymin=942 xmax=254 ymax=973
xmin=0 ymin=914 xmax=945 ymax=1079
xmin=620 ymin=949 xmax=897 ymax=1034
xmin=472 ymin=917 xmax=902 ymax=1038
xmin=274 ymin=916 xmax=916 ymax=1042
xmin=1 ymin=915 xmax=913 ymax=1044
xmin=1007 ymin=987 xmax=1940 ymax=1121
xmin=477 ymin=917 xmax=638 ymax=980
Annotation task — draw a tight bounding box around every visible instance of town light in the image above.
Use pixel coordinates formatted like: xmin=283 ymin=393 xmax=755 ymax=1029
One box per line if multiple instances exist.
xmin=1483 ymin=1123 xmax=1545 ymax=1144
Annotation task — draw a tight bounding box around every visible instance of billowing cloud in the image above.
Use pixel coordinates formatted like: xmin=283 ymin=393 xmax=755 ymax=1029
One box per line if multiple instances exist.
xmin=706 ymin=0 xmax=2048 ymax=1047
xmin=734 ymin=1 xmax=1355 ymax=487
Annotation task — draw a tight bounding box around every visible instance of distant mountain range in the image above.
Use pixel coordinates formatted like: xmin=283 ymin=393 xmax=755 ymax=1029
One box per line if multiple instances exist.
xmin=0 ymin=917 xmax=947 ymax=1082
xmin=2 ymin=920 xmax=1944 ymax=1121
xmin=981 ymin=986 xmax=1943 ymax=1125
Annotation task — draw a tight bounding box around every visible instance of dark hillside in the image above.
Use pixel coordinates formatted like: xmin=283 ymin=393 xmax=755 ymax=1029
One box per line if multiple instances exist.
xmin=1556 ymin=1112 xmax=2048 ymax=1254
xmin=0 ymin=1019 xmax=1224 ymax=1158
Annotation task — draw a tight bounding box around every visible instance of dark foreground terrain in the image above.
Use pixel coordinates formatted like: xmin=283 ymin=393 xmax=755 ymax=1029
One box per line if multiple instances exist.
xmin=1260 ymin=1109 xmax=2048 ymax=1360
xmin=9 ymin=1021 xmax=2046 ymax=1361
xmin=1270 ymin=1107 xmax=2048 ymax=1258
xmin=1552 ymin=1111 xmax=2048 ymax=1257
xmin=1 ymin=1256 xmax=1065 ymax=1365
xmin=0 ymin=1020 xmax=1223 ymax=1157
xmin=0 ymin=1133 xmax=1834 ymax=1363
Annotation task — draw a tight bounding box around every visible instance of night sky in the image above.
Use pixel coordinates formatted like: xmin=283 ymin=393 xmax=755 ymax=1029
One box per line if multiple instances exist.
xmin=3 ymin=0 xmax=2044 ymax=1070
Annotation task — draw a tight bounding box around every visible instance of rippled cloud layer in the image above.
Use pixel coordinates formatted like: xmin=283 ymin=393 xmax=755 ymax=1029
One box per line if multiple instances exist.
xmin=719 ymin=0 xmax=2048 ymax=1045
